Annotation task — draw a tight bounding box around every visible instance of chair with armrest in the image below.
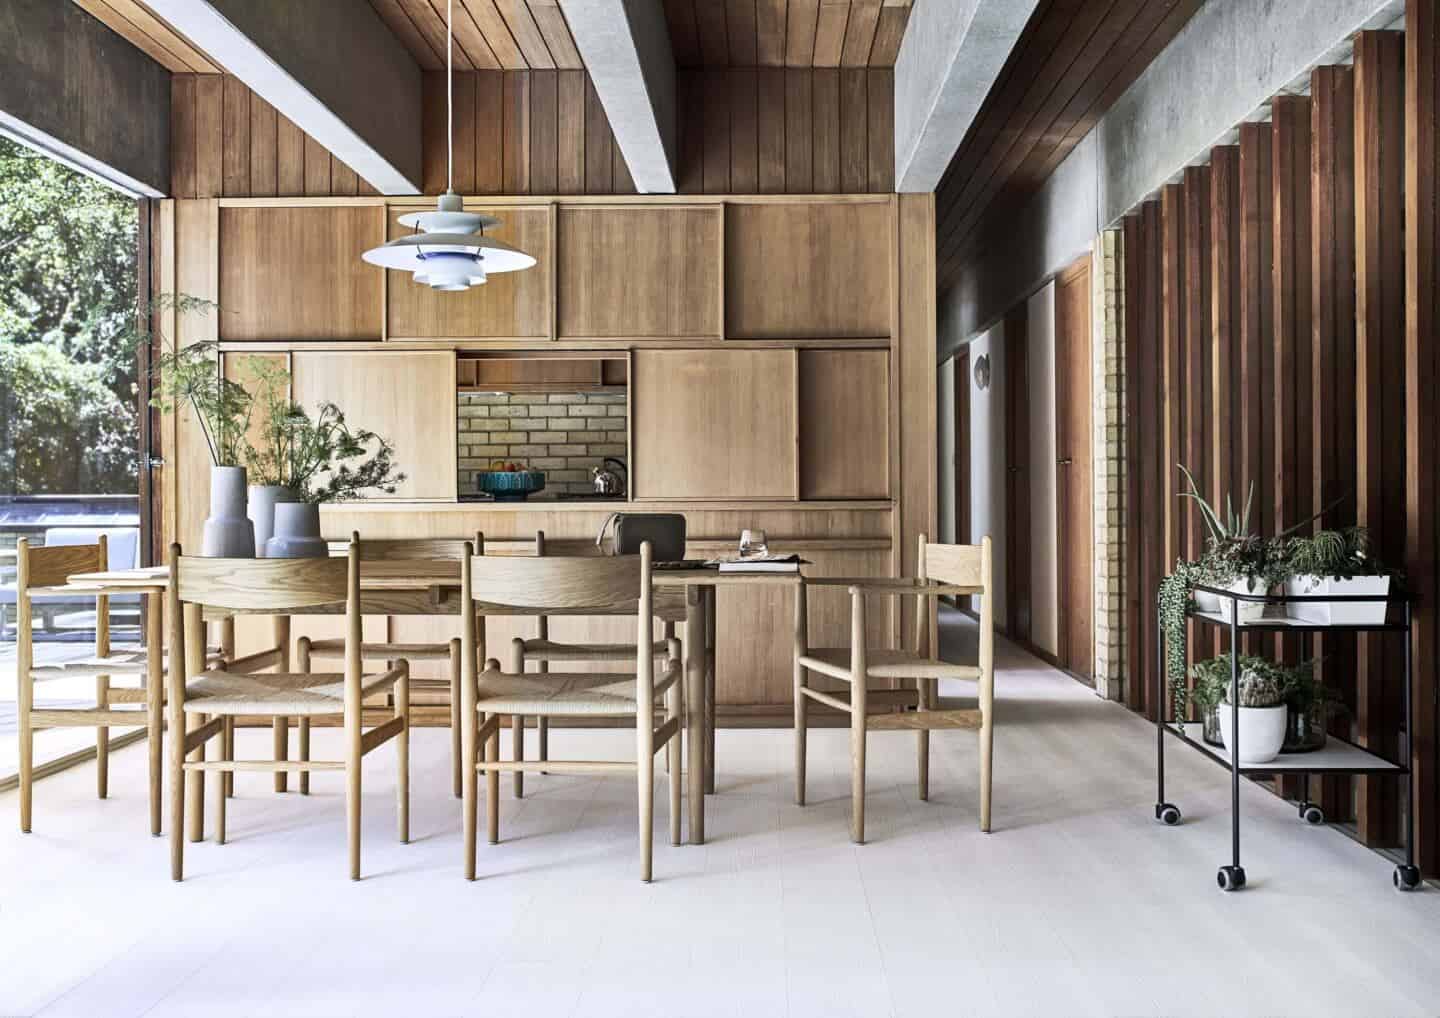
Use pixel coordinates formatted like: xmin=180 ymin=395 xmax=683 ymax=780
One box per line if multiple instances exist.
xmin=460 ymin=542 xmax=682 ymax=882
xmin=166 ymin=537 xmax=410 ymax=881
xmin=794 ymin=535 xmax=994 ymax=843
xmin=506 ymin=529 xmax=684 ymax=798
xmin=295 ymin=533 xmax=480 ymax=798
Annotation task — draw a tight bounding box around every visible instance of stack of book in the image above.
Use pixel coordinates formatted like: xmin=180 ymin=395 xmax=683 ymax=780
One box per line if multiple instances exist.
xmin=706 ymin=554 xmax=806 ymax=573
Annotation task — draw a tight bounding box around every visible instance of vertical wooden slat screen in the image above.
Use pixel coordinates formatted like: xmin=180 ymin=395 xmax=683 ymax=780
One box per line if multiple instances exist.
xmin=1406 ymin=0 xmax=1440 ymax=878
xmin=1310 ymin=64 xmax=1358 ymax=821
xmin=1122 ymin=36 xmax=1440 ymax=874
xmin=1354 ymin=30 xmax=1405 ymax=847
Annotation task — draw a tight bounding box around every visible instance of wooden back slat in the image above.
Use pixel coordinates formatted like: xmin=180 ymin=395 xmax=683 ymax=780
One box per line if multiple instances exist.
xmin=467 ymin=553 xmax=645 ymax=613
xmin=177 ymin=554 xmax=349 ymax=611
xmin=18 ymin=539 xmax=106 ymax=590
xmin=923 ymin=542 xmax=987 ymax=589
xmin=532 ymin=529 xmax=685 ymax=620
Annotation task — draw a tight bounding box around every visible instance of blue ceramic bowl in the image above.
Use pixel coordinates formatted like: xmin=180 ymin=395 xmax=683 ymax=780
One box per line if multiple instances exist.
xmin=476 ymin=470 xmax=546 ymax=501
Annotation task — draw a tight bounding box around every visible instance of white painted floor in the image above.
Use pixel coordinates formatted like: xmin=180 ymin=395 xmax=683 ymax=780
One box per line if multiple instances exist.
xmin=2 ymin=612 xmax=1438 ymax=1018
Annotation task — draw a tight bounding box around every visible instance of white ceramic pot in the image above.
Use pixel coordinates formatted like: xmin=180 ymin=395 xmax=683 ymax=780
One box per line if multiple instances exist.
xmin=264 ymin=502 xmax=327 ymax=559
xmin=201 ymin=465 xmax=256 ymax=558
xmin=1283 ymin=574 xmax=1391 ymax=626
xmin=1217 ymin=578 xmax=1269 ymax=626
xmin=1193 ymin=587 xmax=1223 ymax=613
xmin=247 ymin=484 xmax=297 ymax=557
xmin=1216 ymin=703 xmax=1288 ymax=764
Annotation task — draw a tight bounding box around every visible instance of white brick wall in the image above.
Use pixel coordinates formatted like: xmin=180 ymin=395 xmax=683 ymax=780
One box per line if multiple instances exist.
xmin=457 ymin=390 xmax=627 ymax=495
xmin=1092 ymin=229 xmax=1126 ymax=701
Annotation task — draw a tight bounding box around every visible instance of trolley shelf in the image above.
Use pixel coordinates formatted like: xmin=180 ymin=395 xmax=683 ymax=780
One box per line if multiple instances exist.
xmin=1166 ymin=723 xmax=1407 ymax=775
xmin=1187 ymin=609 xmax=1406 ymax=633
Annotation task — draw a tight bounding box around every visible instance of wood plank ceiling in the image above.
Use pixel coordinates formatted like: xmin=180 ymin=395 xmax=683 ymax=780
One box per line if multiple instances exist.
xmin=664 ymin=0 xmax=913 ymax=67
xmin=935 ymin=0 xmax=1204 ymax=291
xmin=70 ymin=0 xmax=220 ymax=72
xmin=369 ymin=0 xmax=583 ymax=70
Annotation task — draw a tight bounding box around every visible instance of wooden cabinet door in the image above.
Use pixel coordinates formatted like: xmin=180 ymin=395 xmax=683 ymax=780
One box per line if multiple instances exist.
xmin=1055 ymin=258 xmax=1093 ymax=679
xmin=1004 ymin=303 xmax=1031 ymax=643
xmin=290 ymin=351 xmax=457 ymax=501
xmin=798 ymin=349 xmax=890 ymax=498
xmin=632 ymin=349 xmax=797 ymax=499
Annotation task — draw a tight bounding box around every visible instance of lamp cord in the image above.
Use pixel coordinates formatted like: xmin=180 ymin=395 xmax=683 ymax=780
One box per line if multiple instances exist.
xmin=447 ymin=0 xmax=453 ymax=194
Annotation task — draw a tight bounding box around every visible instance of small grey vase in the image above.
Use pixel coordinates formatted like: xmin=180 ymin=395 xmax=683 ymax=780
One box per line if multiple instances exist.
xmin=264 ymin=502 xmax=328 ymax=559
xmin=247 ymin=484 xmax=297 ymax=557
xmin=201 ymin=465 xmax=256 ymax=558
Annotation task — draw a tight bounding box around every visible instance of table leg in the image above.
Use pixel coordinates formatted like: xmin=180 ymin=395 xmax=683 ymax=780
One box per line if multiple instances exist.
xmin=146 ymin=591 xmax=163 ymax=837
xmin=684 ymin=587 xmax=706 ymax=844
xmin=704 ymin=587 xmax=717 ymax=796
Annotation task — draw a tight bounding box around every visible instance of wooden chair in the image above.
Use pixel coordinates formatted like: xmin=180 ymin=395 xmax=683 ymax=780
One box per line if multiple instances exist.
xmin=507 ymin=529 xmax=684 ymax=799
xmin=296 ymin=534 xmax=479 ymax=798
xmin=166 ymin=538 xmax=410 ymax=881
xmin=460 ymin=542 xmax=682 ymax=882
xmin=15 ymin=536 xmax=166 ymax=834
xmin=794 ymin=536 xmax=994 ymax=843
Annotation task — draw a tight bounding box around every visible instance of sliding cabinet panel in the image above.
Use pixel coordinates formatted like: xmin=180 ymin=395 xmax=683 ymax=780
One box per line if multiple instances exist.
xmin=725 ymin=201 xmax=891 ymax=338
xmin=632 ymin=349 xmax=796 ymax=499
xmin=218 ymin=206 xmax=384 ymax=340
xmin=386 ymin=205 xmax=551 ymax=339
xmin=290 ymin=351 xmax=457 ymax=501
xmin=556 ymin=206 xmax=721 ymax=337
xmin=798 ymin=349 xmax=890 ymax=498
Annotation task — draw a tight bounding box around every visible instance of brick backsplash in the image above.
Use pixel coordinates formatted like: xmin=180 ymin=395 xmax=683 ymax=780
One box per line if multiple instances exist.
xmin=457 ymin=390 xmax=627 ymax=495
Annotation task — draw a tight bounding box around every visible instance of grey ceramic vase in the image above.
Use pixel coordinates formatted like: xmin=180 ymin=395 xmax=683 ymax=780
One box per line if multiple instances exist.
xmin=247 ymin=484 xmax=297 ymax=557
xmin=265 ymin=502 xmax=327 ymax=559
xmin=201 ymin=465 xmax=256 ymax=558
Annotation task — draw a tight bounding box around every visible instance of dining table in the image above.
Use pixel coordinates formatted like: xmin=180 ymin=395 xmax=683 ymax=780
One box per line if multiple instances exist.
xmin=58 ymin=561 xmax=805 ymax=845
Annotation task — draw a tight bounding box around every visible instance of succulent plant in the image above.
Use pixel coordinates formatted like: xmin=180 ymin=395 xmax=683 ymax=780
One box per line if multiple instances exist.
xmin=1226 ymin=665 xmax=1287 ymax=708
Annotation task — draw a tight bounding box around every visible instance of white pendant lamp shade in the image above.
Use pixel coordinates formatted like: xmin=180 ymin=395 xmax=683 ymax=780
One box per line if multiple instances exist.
xmin=360 ymin=0 xmax=533 ymax=292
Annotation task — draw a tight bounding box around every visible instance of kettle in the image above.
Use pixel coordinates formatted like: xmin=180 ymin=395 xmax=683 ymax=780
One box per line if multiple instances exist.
xmin=591 ymin=457 xmax=627 ymax=497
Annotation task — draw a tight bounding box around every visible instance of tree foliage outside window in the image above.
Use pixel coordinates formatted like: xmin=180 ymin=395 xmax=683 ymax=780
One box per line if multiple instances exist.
xmin=0 ymin=135 xmax=139 ymax=495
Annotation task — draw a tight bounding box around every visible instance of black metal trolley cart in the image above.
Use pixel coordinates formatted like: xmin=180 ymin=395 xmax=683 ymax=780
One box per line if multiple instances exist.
xmin=1153 ymin=582 xmax=1420 ymax=892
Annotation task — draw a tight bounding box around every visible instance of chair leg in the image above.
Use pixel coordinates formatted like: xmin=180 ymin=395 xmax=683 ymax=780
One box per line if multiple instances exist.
xmin=397 ymin=663 xmax=410 ymax=844
xmin=186 ymin=712 xmax=206 ymax=843
xmin=449 ymin=640 xmax=462 ymax=799
xmin=297 ymin=719 xmax=310 ymax=795
xmin=147 ymin=682 xmax=163 ymax=837
xmin=274 ymin=717 xmax=289 ymax=793
xmin=793 ymin=665 xmax=808 ymax=807
xmin=223 ymin=718 xmax=236 ymax=798
xmin=917 ymin=678 xmax=931 ymax=802
xmin=486 ymin=711 xmax=501 ymax=845
xmin=979 ymin=709 xmax=993 ymax=834
xmin=851 ymin=695 xmax=868 ymax=845
xmin=538 ymin=717 xmax=548 ymax=774
xmin=463 ymin=708 xmax=479 ymax=879
xmin=170 ymin=723 xmax=185 ymax=881
xmin=667 ymin=665 xmax=683 ymax=847
xmin=512 ymin=714 xmax=525 ymax=799
xmin=214 ymin=726 xmax=229 ymax=846
xmin=96 ymin=675 xmax=110 ymax=799
xmin=638 ymin=717 xmax=654 ymax=883
xmin=347 ymin=711 xmax=362 ymax=881
xmin=18 ymin=708 xmax=33 ymax=834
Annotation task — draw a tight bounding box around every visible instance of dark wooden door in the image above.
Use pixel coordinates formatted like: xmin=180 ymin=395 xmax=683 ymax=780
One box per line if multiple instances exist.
xmin=1004 ymin=303 xmax=1031 ymax=642
xmin=955 ymin=351 xmax=970 ymax=547
xmin=1055 ymin=257 xmax=1094 ymax=679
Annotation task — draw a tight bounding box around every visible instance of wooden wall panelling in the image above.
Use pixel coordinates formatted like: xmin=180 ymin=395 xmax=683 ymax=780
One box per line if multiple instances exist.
xmin=1311 ymin=64 xmax=1359 ymax=821
xmin=1238 ymin=122 xmax=1275 ymax=659
xmin=217 ymin=206 xmax=384 ymax=341
xmin=1210 ymin=145 xmax=1243 ymax=654
xmin=195 ymin=75 xmax=223 ymax=199
xmin=386 ymin=205 xmax=551 ymax=339
xmin=556 ymin=206 xmax=722 ymax=338
xmin=725 ymin=201 xmax=892 ymax=338
xmin=1005 ymin=301 xmax=1031 ymax=643
xmin=1182 ymin=166 xmax=1214 ymax=661
xmin=171 ymin=200 xmax=219 ymax=554
xmin=1160 ymin=183 xmax=1186 ymax=681
xmin=290 ymin=351 xmax=458 ymax=501
xmin=798 ymin=349 xmax=891 ymax=498
xmin=896 ymin=194 xmax=936 ymax=644
xmin=1354 ymin=29 xmax=1406 ymax=847
xmin=1406 ymin=0 xmax=1440 ymax=878
xmin=631 ymin=349 xmax=798 ymax=500
xmin=673 ymin=68 xmax=894 ymax=193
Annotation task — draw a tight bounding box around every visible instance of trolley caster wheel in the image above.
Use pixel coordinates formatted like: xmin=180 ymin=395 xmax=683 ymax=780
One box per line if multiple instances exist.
xmin=1393 ymin=865 xmax=1421 ymax=892
xmin=1155 ymin=803 xmax=1182 ymax=826
xmin=1299 ymin=803 xmax=1325 ymax=825
xmin=1216 ymin=865 xmax=1246 ymax=892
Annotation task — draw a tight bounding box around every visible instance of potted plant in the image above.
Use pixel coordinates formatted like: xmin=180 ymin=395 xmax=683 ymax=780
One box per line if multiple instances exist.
xmin=1277 ymin=527 xmax=1394 ymax=626
xmin=146 ymin=299 xmax=255 ymax=557
xmin=1178 ymin=465 xmax=1287 ymax=624
xmin=1215 ymin=660 xmax=1290 ymax=764
xmin=1282 ymin=661 xmax=1344 ymax=752
xmin=1188 ymin=657 xmax=1231 ymax=747
xmin=253 ymin=400 xmax=405 ymax=558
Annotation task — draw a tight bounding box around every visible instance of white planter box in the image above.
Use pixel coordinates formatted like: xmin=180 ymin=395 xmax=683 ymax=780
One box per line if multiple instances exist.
xmin=1283 ymin=574 xmax=1391 ymax=626
xmin=1193 ymin=587 xmax=1223 ymax=613
xmin=1216 ymin=578 xmax=1268 ymax=625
